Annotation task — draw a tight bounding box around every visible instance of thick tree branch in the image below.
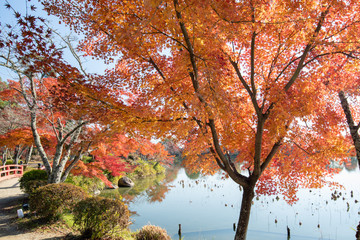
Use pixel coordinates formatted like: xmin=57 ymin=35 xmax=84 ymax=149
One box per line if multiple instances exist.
xmin=171 ymin=3 xmax=237 ymax=178
xmin=260 ymin=140 xmax=282 ymax=175
xmin=173 ymin=0 xmax=198 ymax=81
xmin=252 ymin=116 xmax=265 ymax=176
xmin=210 ymin=147 xmax=226 ymax=171
xmin=208 ymin=119 xmax=249 ymax=187
xmin=60 ymin=120 xmax=88 ymax=146
xmin=30 ymin=111 xmax=52 ymax=174
xmin=229 ymin=58 xmax=260 ymax=116
xmin=250 ymin=4 xmax=256 ymax=97
xmin=250 ymin=31 xmax=256 ymax=96
xmin=339 ymin=90 xmax=360 ymax=169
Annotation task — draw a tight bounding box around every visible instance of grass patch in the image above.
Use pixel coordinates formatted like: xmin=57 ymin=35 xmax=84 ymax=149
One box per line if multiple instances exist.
xmin=60 ymin=213 xmax=75 ymax=228
xmin=117 ymin=228 xmax=135 ymax=239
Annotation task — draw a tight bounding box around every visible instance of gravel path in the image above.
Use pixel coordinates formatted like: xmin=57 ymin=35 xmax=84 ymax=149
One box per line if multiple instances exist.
xmin=0 ymin=178 xmax=66 ymax=240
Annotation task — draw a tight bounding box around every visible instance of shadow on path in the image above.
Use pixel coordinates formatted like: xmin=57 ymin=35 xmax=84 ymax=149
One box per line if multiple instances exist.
xmin=0 ymin=178 xmax=75 ymax=240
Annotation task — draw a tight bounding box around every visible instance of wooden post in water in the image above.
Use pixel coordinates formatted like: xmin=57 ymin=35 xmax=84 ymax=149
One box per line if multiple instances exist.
xmin=233 ymin=223 xmax=236 ymax=231
xmin=287 ymin=226 xmax=290 ymax=240
xmin=178 ymin=224 xmax=182 ymax=239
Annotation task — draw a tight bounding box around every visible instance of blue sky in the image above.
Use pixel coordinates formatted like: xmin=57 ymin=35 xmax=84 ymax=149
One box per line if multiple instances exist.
xmin=0 ymin=0 xmax=109 ymax=82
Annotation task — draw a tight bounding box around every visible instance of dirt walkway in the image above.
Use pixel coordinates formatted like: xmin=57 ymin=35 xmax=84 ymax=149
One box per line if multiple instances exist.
xmin=0 ymin=178 xmax=66 ymax=240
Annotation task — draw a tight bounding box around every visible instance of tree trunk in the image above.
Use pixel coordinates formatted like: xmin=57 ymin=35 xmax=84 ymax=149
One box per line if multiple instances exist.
xmin=48 ymin=123 xmax=83 ymax=183
xmin=48 ymin=143 xmax=65 ymax=183
xmin=1 ymin=147 xmax=7 ymax=166
xmin=234 ymin=186 xmax=255 ymax=240
xmin=13 ymin=145 xmax=20 ymax=165
xmin=24 ymin=145 xmax=33 ymax=170
xmin=30 ymin=111 xmax=52 ymax=174
xmin=14 ymin=145 xmax=27 ymax=165
xmin=60 ymin=153 xmax=83 ymax=182
xmin=339 ymin=91 xmax=360 ymax=169
xmin=51 ymin=159 xmax=68 ymax=183
xmin=18 ymin=146 xmax=26 ymax=163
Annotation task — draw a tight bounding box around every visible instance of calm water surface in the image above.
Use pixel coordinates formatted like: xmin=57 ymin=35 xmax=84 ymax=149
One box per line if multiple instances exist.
xmin=103 ymin=163 xmax=360 ymax=240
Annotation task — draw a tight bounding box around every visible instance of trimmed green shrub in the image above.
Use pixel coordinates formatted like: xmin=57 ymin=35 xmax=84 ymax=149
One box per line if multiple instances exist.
xmin=135 ymin=225 xmax=171 ymax=240
xmin=29 ymin=183 xmax=88 ymax=220
xmin=25 ymin=180 xmax=47 ymax=195
xmin=19 ymin=169 xmax=48 ymax=194
xmin=65 ymin=174 xmax=105 ymax=194
xmin=73 ymin=196 xmax=130 ymax=239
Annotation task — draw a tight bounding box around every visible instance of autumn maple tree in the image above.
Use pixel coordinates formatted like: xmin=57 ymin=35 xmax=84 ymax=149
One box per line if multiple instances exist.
xmin=0 ymin=127 xmax=33 ymax=165
xmin=0 ymin=81 xmax=33 ymax=165
xmin=40 ymin=0 xmax=360 ymax=239
xmin=74 ymin=131 xmax=173 ymax=185
xmin=0 ymin=4 xmax=96 ymax=183
xmin=0 ymin=2 xmax=174 ymax=185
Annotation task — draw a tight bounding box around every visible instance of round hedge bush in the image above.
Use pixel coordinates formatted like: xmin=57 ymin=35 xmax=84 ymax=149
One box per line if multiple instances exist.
xmin=19 ymin=169 xmax=48 ymax=194
xmin=25 ymin=180 xmax=48 ymax=195
xmin=73 ymin=196 xmax=130 ymax=239
xmin=136 ymin=225 xmax=171 ymax=240
xmin=29 ymin=183 xmax=88 ymax=220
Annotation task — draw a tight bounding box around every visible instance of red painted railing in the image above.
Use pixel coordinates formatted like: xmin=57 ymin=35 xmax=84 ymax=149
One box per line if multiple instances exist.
xmin=0 ymin=165 xmax=24 ymax=181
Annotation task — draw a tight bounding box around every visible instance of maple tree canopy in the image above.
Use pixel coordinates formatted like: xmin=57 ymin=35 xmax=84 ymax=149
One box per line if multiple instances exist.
xmin=31 ymin=1 xmax=360 ymax=239
xmin=42 ymin=0 xmax=358 ymax=191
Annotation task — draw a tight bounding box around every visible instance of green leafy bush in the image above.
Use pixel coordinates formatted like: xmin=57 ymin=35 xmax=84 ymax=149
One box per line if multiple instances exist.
xmin=65 ymin=174 xmax=105 ymax=194
xmin=109 ymin=175 xmax=122 ymax=185
xmin=5 ymin=160 xmax=13 ymax=165
xmin=25 ymin=180 xmax=47 ymax=195
xmin=73 ymin=196 xmax=130 ymax=239
xmin=82 ymin=155 xmax=93 ymax=163
xmin=135 ymin=225 xmax=171 ymax=240
xmin=153 ymin=163 xmax=166 ymax=175
xmin=134 ymin=162 xmax=156 ymax=178
xmin=129 ymin=160 xmax=163 ymax=179
xmin=19 ymin=169 xmax=48 ymax=194
xmin=29 ymin=183 xmax=88 ymax=220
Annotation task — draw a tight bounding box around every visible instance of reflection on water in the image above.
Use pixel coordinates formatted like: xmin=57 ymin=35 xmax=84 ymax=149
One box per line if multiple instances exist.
xmin=102 ymin=163 xmax=360 ymax=240
xmin=101 ymin=172 xmax=169 ymax=203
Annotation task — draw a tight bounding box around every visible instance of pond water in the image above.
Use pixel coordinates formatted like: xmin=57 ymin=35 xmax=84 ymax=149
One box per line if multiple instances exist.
xmin=102 ymin=162 xmax=360 ymax=240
